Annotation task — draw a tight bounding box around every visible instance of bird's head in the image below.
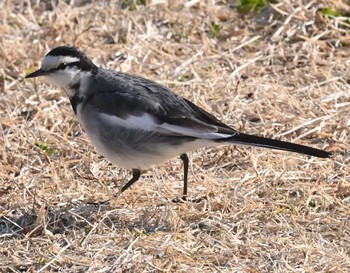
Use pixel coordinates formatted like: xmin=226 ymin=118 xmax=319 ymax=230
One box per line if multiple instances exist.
xmin=25 ymin=46 xmax=97 ymax=96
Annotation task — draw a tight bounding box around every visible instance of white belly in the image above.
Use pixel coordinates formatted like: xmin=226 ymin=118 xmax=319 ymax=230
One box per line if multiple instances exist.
xmin=76 ymin=104 xmax=212 ymax=169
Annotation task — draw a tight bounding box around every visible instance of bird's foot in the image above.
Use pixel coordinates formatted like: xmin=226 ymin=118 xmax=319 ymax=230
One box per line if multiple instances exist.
xmin=172 ymin=195 xmax=207 ymax=203
xmin=86 ymin=199 xmax=110 ymax=206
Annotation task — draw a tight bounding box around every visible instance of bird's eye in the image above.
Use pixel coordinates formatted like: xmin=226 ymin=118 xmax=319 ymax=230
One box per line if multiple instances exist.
xmin=57 ymin=62 xmax=68 ymax=70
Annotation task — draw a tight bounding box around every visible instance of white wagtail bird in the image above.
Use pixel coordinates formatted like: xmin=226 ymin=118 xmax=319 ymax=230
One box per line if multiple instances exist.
xmin=26 ymin=46 xmax=331 ymax=198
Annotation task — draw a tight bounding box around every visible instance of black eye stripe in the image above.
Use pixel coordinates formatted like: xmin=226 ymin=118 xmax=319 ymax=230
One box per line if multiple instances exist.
xmin=67 ymin=62 xmax=80 ymax=67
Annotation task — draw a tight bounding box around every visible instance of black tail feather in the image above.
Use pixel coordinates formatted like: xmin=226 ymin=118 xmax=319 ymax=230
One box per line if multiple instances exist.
xmin=225 ymin=133 xmax=331 ymax=158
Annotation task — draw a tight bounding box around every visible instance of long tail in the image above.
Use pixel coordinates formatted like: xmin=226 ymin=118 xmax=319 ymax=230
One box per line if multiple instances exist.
xmin=225 ymin=133 xmax=331 ymax=158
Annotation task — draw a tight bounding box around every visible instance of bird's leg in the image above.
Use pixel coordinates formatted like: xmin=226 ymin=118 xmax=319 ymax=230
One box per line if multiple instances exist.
xmin=121 ymin=168 xmax=142 ymax=192
xmin=171 ymin=154 xmax=207 ymax=203
xmin=180 ymin=153 xmax=189 ymax=198
xmin=88 ymin=168 xmax=141 ymax=206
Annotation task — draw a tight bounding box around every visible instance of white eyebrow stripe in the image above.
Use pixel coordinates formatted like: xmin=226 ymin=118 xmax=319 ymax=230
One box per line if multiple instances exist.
xmin=61 ymin=56 xmax=80 ymax=63
xmin=41 ymin=55 xmax=80 ymax=71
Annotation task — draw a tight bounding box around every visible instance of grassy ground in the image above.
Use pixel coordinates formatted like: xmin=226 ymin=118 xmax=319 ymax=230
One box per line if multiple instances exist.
xmin=0 ymin=0 xmax=349 ymax=272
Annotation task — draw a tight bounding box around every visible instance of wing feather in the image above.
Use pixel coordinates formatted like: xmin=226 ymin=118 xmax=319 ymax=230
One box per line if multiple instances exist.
xmin=84 ymin=70 xmax=237 ymax=139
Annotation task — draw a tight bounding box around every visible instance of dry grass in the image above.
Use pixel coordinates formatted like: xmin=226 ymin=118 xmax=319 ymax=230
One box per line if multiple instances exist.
xmin=0 ymin=0 xmax=349 ymax=272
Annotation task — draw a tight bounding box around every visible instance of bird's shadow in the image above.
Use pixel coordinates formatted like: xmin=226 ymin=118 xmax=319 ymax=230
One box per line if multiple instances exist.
xmin=0 ymin=201 xmax=174 ymax=238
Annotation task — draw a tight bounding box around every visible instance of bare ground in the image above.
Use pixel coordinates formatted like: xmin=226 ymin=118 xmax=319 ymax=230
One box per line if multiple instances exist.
xmin=0 ymin=0 xmax=349 ymax=272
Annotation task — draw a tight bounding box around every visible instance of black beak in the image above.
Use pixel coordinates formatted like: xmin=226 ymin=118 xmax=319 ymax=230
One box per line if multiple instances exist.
xmin=25 ymin=69 xmax=48 ymax=78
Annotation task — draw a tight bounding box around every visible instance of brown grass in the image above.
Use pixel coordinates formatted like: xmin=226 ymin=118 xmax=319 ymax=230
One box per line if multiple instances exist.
xmin=0 ymin=0 xmax=349 ymax=272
